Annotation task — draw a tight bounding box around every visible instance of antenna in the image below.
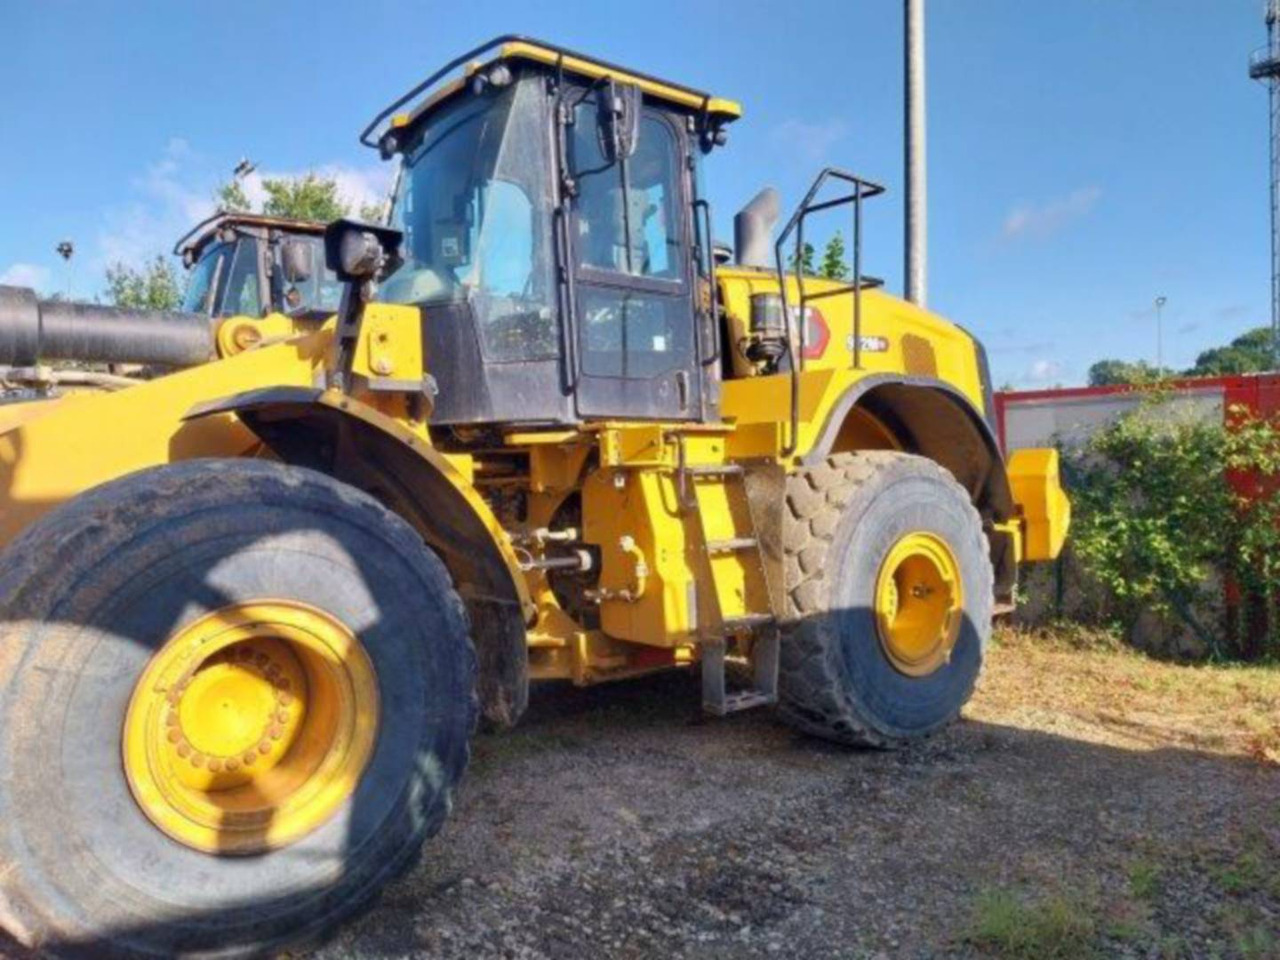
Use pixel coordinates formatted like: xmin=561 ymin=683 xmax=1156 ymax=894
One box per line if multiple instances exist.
xmin=1249 ymin=0 xmax=1280 ymax=367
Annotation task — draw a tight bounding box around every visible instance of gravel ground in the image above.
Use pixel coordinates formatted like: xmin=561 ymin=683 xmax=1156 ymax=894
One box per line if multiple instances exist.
xmin=310 ymin=632 xmax=1280 ymax=960
xmin=4 ymin=632 xmax=1277 ymax=959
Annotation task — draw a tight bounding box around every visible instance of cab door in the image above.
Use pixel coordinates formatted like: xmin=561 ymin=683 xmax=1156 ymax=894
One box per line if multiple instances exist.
xmin=566 ymin=96 xmax=701 ymax=420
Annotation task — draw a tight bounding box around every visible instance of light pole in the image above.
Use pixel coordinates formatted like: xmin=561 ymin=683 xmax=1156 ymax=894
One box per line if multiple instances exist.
xmin=905 ymin=0 xmax=927 ymax=306
xmin=55 ymin=240 xmax=74 ymax=300
xmin=1154 ymin=295 xmax=1167 ymax=375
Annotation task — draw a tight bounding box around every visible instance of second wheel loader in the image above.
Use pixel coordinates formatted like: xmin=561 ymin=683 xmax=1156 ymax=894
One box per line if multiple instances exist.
xmin=0 ymin=36 xmax=1068 ymax=958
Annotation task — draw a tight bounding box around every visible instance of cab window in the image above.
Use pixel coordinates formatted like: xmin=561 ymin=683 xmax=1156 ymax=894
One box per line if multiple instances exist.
xmin=571 ymin=109 xmax=683 ymax=282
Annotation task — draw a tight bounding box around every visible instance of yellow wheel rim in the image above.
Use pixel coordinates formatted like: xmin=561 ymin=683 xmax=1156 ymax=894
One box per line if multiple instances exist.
xmin=122 ymin=601 xmax=379 ymax=855
xmin=874 ymin=532 xmax=964 ymax=677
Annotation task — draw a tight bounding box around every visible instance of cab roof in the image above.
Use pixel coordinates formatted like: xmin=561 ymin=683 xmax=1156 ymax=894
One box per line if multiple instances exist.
xmin=360 ymin=35 xmax=742 ymax=153
xmin=173 ymin=211 xmax=326 ymax=259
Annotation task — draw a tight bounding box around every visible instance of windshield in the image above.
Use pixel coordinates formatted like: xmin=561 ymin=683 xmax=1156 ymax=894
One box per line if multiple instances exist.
xmin=182 ymin=242 xmax=229 ymax=314
xmin=181 ymin=237 xmax=262 ymax=317
xmin=380 ymin=75 xmax=557 ymax=362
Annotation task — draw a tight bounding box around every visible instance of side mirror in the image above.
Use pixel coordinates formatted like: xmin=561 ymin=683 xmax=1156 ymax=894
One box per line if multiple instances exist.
xmin=280 ymin=238 xmax=314 ymax=284
xmin=323 ymin=218 xmax=404 ymax=283
xmin=599 ymin=81 xmax=642 ymax=163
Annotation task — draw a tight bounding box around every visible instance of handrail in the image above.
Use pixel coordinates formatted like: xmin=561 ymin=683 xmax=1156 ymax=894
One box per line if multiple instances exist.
xmin=773 ymin=167 xmax=885 ymax=456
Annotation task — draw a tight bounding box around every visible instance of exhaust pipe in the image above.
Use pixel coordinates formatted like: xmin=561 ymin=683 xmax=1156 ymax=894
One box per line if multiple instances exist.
xmin=0 ymin=285 xmax=214 ymax=367
xmin=733 ymin=187 xmax=781 ymax=269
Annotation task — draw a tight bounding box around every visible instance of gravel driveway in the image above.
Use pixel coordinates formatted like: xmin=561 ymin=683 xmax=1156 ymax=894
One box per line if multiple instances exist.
xmin=311 ymin=633 xmax=1280 ymax=960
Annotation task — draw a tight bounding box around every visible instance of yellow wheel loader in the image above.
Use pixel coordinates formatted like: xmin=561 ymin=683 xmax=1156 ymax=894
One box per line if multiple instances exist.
xmin=0 ymin=36 xmax=1069 ymax=958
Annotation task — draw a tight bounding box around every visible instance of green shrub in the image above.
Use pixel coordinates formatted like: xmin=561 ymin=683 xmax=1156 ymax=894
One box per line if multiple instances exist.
xmin=1063 ymin=395 xmax=1280 ymax=660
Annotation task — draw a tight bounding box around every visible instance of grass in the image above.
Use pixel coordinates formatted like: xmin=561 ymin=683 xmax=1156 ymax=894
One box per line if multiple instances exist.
xmin=1212 ymin=849 xmax=1267 ymax=896
xmin=979 ymin=624 xmax=1280 ymax=762
xmin=965 ymin=887 xmax=1096 ymax=959
xmin=1127 ymin=859 xmax=1162 ymax=901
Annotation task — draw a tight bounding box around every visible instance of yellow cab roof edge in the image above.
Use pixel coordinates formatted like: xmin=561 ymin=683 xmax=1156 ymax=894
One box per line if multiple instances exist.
xmin=363 ymin=34 xmax=741 ymax=150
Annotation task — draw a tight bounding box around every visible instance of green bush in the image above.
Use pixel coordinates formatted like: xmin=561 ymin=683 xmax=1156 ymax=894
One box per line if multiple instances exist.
xmin=1064 ymin=396 xmax=1280 ymax=660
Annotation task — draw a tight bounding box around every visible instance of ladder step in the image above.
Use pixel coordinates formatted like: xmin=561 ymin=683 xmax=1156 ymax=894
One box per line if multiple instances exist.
xmin=686 ymin=463 xmax=744 ymax=477
xmin=721 ymin=613 xmax=776 ymax=633
xmin=705 ymin=536 xmax=759 ymax=554
xmin=703 ymin=689 xmax=776 ymax=716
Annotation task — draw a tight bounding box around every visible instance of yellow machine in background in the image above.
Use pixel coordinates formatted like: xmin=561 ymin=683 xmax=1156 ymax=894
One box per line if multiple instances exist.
xmin=0 ymin=36 xmax=1067 ymax=959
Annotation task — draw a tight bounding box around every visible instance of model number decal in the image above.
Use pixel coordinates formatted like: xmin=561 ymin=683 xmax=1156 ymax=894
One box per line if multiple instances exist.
xmin=847 ymin=335 xmax=889 ymax=353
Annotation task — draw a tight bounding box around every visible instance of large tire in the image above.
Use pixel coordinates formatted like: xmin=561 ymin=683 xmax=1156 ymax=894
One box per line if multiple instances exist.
xmin=777 ymin=451 xmax=993 ymax=747
xmin=0 ymin=459 xmax=476 ymax=958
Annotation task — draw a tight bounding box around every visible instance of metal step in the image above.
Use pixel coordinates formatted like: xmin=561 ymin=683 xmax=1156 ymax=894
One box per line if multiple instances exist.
xmin=705 ymin=536 xmax=759 ymax=554
xmin=704 ymin=689 xmax=776 ymax=716
xmin=700 ymin=627 xmax=780 ymax=716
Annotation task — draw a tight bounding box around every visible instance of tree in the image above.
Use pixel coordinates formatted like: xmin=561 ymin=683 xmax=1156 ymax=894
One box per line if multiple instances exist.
xmin=819 ymin=232 xmax=848 ymax=280
xmin=260 ymin=173 xmax=350 ymax=222
xmin=214 ymin=172 xmax=373 ymax=222
xmin=1087 ymin=358 xmax=1165 ymax=387
xmin=104 ymin=255 xmax=182 ymax=310
xmin=215 ymin=179 xmax=252 ymax=213
xmin=358 ymin=201 xmax=386 ymax=224
xmin=788 ymin=241 xmax=816 ymax=276
xmin=1186 ymin=326 xmax=1275 ymax=377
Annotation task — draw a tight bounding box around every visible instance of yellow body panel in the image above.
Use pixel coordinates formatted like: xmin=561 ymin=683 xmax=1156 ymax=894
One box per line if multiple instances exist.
xmin=0 ymin=337 xmax=318 ymax=545
xmin=717 ymin=268 xmax=987 ymax=453
xmin=1006 ymin=448 xmax=1071 ymax=562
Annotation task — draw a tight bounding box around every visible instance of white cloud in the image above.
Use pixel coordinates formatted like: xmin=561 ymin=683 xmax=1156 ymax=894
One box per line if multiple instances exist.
xmin=773 ymin=118 xmax=849 ymax=163
xmin=95 ymin=141 xmax=392 ymax=276
xmin=97 ymin=138 xmax=216 ymax=270
xmin=1026 ymin=358 xmax=1062 ymax=383
xmin=1002 ymin=186 xmax=1101 ymax=240
xmin=0 ymin=263 xmax=52 ymax=291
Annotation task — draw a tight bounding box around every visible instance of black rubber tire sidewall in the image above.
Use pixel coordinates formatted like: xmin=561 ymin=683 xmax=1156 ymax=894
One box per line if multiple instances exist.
xmin=0 ymin=459 xmax=475 ymax=959
xmin=780 ymin=453 xmax=993 ymax=745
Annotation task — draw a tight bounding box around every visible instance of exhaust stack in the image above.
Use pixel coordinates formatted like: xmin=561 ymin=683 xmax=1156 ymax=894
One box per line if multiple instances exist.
xmin=0 ymin=285 xmax=214 ymax=368
xmin=733 ymin=187 xmax=781 ymax=269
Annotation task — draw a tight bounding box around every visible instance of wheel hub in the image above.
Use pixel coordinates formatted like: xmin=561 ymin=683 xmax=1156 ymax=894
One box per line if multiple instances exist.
xmin=874 ymin=532 xmax=963 ymax=677
xmin=123 ymin=601 xmax=379 ymax=854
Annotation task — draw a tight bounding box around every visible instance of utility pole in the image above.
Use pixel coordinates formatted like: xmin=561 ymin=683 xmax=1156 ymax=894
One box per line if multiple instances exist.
xmin=904 ymin=0 xmax=927 ymax=306
xmin=1249 ymin=0 xmax=1280 ymax=367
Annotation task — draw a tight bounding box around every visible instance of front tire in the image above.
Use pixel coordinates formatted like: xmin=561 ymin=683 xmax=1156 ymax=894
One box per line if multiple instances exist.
xmin=0 ymin=459 xmax=475 ymax=958
xmin=777 ymin=452 xmax=993 ymax=747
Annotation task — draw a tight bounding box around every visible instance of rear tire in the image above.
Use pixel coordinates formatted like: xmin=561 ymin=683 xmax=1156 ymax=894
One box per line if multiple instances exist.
xmin=0 ymin=459 xmax=475 ymax=958
xmin=777 ymin=452 xmax=993 ymax=747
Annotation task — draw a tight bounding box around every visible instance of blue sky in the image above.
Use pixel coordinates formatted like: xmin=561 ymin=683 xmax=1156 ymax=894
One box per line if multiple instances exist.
xmin=0 ymin=0 xmax=1271 ymax=387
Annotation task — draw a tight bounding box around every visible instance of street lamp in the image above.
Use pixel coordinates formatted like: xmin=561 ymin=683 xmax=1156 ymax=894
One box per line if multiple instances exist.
xmin=1154 ymin=295 xmax=1167 ymax=375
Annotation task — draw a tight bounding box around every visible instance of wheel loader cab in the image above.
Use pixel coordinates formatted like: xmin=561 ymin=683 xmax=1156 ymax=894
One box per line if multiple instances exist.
xmin=175 ymin=213 xmax=343 ymax=320
xmin=376 ymin=52 xmax=731 ymax=425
